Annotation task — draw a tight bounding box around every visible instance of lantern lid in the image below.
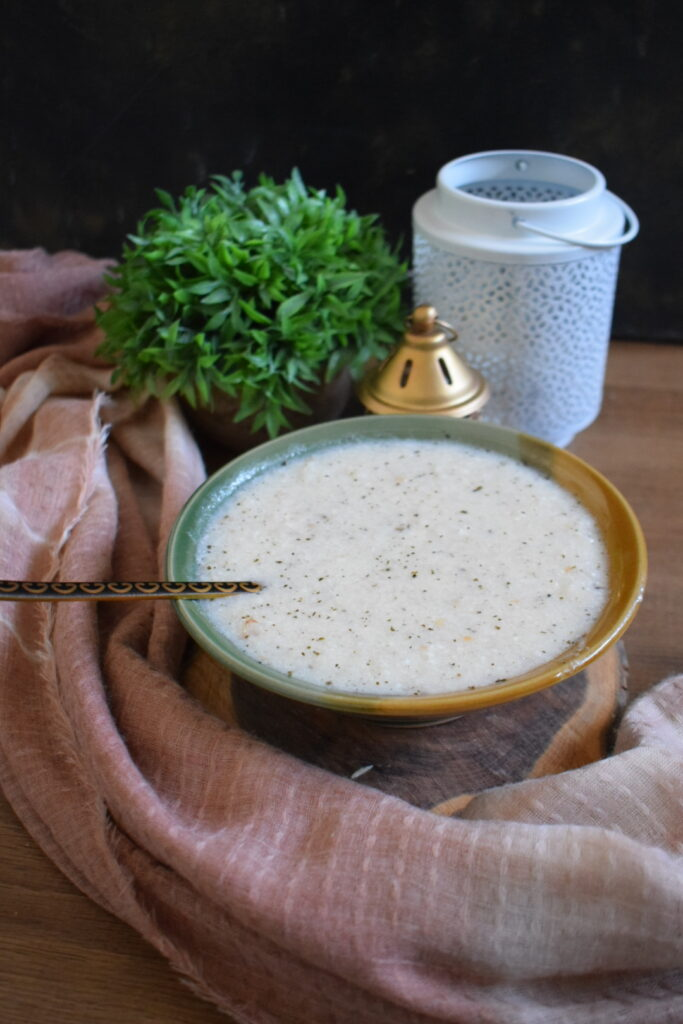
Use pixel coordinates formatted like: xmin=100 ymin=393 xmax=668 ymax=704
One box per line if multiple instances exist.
xmin=413 ymin=149 xmax=638 ymax=263
xmin=357 ymin=305 xmax=489 ymax=417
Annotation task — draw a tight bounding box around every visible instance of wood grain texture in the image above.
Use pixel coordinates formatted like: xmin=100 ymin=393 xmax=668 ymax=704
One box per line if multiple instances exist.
xmin=1 ymin=341 xmax=681 ymax=1023
xmin=571 ymin=343 xmax=683 ymax=698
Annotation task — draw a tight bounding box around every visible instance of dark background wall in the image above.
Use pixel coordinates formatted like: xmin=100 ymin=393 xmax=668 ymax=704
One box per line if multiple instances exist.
xmin=3 ymin=0 xmax=681 ymax=340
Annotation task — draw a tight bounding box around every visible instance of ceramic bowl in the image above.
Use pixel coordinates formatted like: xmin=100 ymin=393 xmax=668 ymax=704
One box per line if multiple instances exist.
xmin=166 ymin=415 xmax=646 ymax=723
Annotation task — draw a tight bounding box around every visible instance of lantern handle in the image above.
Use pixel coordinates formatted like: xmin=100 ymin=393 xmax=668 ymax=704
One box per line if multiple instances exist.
xmin=512 ymin=195 xmax=639 ymax=250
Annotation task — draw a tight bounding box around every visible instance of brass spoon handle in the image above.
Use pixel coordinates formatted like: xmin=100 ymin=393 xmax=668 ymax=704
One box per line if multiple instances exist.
xmin=0 ymin=581 xmax=261 ymax=601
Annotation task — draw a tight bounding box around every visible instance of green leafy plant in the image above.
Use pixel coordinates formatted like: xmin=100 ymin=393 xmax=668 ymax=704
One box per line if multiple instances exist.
xmin=96 ymin=170 xmax=408 ymax=437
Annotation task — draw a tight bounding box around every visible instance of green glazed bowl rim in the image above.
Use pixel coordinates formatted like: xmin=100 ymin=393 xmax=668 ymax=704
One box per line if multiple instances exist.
xmin=166 ymin=415 xmax=647 ymax=719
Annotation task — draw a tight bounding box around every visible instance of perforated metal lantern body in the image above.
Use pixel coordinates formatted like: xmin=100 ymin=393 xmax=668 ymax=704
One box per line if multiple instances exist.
xmin=358 ymin=305 xmax=489 ymax=418
xmin=412 ymin=150 xmax=639 ymax=446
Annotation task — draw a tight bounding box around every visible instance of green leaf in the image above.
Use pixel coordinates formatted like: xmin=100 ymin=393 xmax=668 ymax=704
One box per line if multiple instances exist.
xmin=202 ymin=287 xmax=231 ymax=304
xmin=205 ymin=307 xmax=230 ymax=331
xmin=233 ymin=268 xmax=258 ymax=286
xmin=153 ymin=189 xmax=176 ymax=210
xmin=238 ymin=299 xmax=271 ymax=324
xmin=277 ymin=289 xmax=312 ymax=323
xmin=195 ymin=368 xmax=211 ymax=405
xmin=188 ymin=280 xmax=221 ymax=295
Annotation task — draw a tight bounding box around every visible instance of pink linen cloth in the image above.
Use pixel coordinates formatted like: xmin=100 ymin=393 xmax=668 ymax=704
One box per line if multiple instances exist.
xmin=0 ymin=248 xmax=682 ymax=1024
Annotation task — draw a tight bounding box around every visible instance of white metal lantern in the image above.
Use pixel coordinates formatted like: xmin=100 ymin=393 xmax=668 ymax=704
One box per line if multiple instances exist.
xmin=412 ymin=150 xmax=639 ymax=446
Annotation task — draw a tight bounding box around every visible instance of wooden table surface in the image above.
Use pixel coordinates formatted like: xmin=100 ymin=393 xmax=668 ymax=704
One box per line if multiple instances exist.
xmin=1 ymin=341 xmax=681 ymax=1023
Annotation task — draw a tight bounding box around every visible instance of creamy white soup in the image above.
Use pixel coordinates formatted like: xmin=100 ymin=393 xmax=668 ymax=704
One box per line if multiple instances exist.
xmin=197 ymin=439 xmax=608 ymax=695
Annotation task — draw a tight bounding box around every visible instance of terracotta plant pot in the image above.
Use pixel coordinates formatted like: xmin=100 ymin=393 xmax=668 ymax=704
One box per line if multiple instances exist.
xmin=182 ymin=371 xmax=353 ymax=454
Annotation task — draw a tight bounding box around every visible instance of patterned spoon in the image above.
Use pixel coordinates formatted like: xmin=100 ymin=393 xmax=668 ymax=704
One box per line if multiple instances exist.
xmin=0 ymin=581 xmax=261 ymax=601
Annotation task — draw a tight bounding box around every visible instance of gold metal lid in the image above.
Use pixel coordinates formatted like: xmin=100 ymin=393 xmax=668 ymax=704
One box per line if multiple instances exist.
xmin=357 ymin=305 xmax=489 ymax=417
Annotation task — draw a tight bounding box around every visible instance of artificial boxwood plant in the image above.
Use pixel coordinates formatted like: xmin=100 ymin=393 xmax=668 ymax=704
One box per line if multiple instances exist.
xmin=96 ymin=170 xmax=408 ymax=437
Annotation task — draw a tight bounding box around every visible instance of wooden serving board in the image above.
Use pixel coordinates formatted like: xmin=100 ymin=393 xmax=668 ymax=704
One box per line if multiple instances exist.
xmin=184 ymin=643 xmax=627 ymax=812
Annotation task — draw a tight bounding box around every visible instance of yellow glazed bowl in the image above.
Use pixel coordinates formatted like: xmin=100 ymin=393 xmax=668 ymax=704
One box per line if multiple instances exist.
xmin=166 ymin=415 xmax=646 ymax=722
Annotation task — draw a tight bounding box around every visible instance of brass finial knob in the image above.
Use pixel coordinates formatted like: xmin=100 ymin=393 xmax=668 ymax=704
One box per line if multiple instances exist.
xmin=410 ymin=304 xmax=438 ymax=333
xmin=357 ymin=306 xmax=490 ymax=418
